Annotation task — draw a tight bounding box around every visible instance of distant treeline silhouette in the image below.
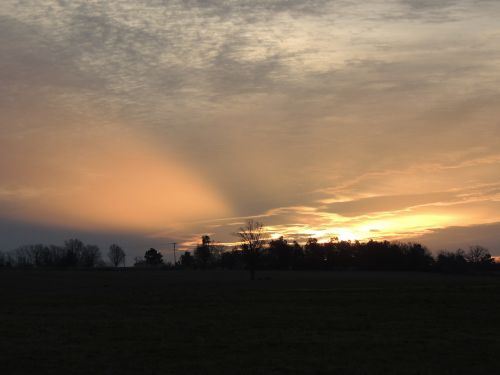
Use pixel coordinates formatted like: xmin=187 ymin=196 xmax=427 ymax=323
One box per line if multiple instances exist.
xmin=173 ymin=235 xmax=497 ymax=274
xmin=0 ymin=221 xmax=497 ymax=274
xmin=170 ymin=220 xmax=497 ymax=275
xmin=0 ymin=239 xmax=125 ymax=268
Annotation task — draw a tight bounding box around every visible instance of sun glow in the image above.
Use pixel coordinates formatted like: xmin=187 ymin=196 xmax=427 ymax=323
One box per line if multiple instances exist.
xmin=260 ymin=212 xmax=462 ymax=246
xmin=336 ymin=229 xmax=358 ymax=242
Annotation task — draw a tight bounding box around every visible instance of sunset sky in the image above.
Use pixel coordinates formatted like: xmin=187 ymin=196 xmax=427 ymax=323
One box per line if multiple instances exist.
xmin=1 ymin=0 xmax=500 ymax=259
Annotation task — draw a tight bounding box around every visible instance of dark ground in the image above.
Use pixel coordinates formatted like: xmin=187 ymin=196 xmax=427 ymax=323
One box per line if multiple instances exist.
xmin=1 ymin=270 xmax=499 ymax=375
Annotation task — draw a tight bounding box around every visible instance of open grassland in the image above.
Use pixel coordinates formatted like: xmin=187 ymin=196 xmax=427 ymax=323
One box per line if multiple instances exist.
xmin=1 ymin=270 xmax=499 ymax=374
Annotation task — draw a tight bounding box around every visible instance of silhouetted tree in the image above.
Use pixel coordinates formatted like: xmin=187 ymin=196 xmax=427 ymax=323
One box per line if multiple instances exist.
xmin=8 ymin=240 xmax=102 ymax=268
xmin=11 ymin=244 xmax=53 ymax=267
xmin=194 ymin=235 xmax=213 ymax=269
xmin=191 ymin=235 xmax=225 ymax=269
xmin=268 ymin=237 xmax=294 ymax=270
xmin=323 ymin=238 xmax=344 ymax=269
xmin=304 ymin=238 xmax=327 ymax=269
xmin=2 ymin=235 xmax=495 ymax=274
xmin=436 ymin=250 xmax=468 ymax=273
xmin=49 ymin=245 xmax=65 ymax=267
xmin=108 ymin=244 xmax=126 ymax=267
xmin=180 ymin=251 xmax=195 ymax=268
xmin=334 ymin=239 xmax=356 ymax=269
xmin=210 ymin=242 xmax=225 ymax=265
xmin=220 ymin=248 xmax=245 ymax=269
xmin=435 ymin=247 xmax=494 ymax=273
xmin=236 ymin=220 xmax=267 ymax=280
xmin=1 ymin=251 xmax=12 ymax=268
xmin=144 ymin=248 xmax=163 ymax=266
xmin=80 ymin=244 xmax=102 ymax=267
xmin=62 ymin=239 xmax=85 ymax=267
xmin=12 ymin=246 xmax=33 ymax=267
xmin=33 ymin=244 xmax=52 ymax=267
xmin=465 ymin=246 xmax=493 ymax=268
xmin=291 ymin=241 xmax=305 ymax=269
xmin=403 ymin=242 xmax=434 ymax=271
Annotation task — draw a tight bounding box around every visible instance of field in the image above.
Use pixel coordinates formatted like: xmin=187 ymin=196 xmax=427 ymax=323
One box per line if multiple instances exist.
xmin=1 ymin=270 xmax=500 ymax=374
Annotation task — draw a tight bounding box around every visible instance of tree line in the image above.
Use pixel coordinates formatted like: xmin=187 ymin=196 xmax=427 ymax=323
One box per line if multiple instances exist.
xmin=133 ymin=221 xmax=498 ymax=276
xmin=175 ymin=236 xmax=496 ymax=275
xmin=1 ymin=220 xmax=497 ymax=275
xmin=0 ymin=239 xmax=125 ymax=268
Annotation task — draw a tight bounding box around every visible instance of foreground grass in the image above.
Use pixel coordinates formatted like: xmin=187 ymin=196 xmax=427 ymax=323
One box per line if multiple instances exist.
xmin=1 ymin=270 xmax=499 ymax=374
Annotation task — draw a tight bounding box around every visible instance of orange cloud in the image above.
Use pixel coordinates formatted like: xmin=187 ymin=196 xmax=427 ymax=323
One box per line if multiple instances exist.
xmin=0 ymin=128 xmax=230 ymax=232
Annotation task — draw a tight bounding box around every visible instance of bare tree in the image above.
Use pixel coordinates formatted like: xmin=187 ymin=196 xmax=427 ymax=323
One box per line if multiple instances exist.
xmin=12 ymin=246 xmax=33 ymax=267
xmin=63 ymin=239 xmax=85 ymax=267
xmin=236 ymin=219 xmax=267 ymax=280
xmin=465 ymin=246 xmax=493 ymax=265
xmin=80 ymin=245 xmax=102 ymax=267
xmin=108 ymin=244 xmax=126 ymax=267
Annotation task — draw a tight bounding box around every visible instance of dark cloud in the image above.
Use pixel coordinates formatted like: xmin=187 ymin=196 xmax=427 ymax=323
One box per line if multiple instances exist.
xmin=410 ymin=222 xmax=500 ymax=255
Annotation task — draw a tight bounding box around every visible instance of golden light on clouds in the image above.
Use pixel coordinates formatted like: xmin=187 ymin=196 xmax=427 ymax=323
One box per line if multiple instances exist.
xmin=260 ymin=212 xmax=460 ymax=245
xmin=0 ymin=128 xmax=230 ymax=232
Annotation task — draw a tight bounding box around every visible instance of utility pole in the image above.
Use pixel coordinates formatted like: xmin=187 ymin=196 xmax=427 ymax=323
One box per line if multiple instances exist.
xmin=171 ymin=242 xmax=177 ymax=265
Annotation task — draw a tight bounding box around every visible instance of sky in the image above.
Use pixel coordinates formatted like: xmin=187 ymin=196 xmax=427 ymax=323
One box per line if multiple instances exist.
xmin=1 ymin=0 xmax=500 ymax=260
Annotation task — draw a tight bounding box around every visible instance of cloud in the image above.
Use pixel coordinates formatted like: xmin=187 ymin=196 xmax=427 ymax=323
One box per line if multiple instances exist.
xmin=410 ymin=221 xmax=500 ymax=255
xmin=1 ymin=0 xmax=500 ymax=252
xmin=0 ymin=127 xmax=230 ymax=232
xmin=323 ymin=192 xmax=455 ymax=217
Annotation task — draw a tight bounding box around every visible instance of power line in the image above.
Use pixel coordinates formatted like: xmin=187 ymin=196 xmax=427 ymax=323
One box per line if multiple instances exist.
xmin=171 ymin=242 xmax=177 ymax=265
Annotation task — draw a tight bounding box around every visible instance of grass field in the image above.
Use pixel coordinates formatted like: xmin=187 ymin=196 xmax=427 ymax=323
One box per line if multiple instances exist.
xmin=1 ymin=270 xmax=499 ymax=374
